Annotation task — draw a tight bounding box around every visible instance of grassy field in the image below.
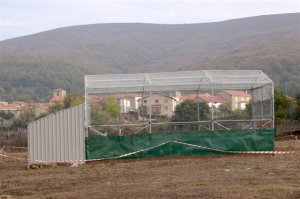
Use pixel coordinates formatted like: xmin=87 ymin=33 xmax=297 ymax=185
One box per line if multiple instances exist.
xmin=0 ymin=140 xmax=300 ymax=199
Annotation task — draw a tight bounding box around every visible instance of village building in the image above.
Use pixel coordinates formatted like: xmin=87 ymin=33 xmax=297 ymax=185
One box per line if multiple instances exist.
xmin=218 ymin=90 xmax=251 ymax=110
xmin=180 ymin=93 xmax=227 ymax=109
xmin=0 ymin=103 xmax=26 ymax=118
xmin=33 ymin=103 xmax=51 ymax=116
xmin=49 ymin=88 xmax=66 ymax=104
xmin=127 ymin=96 xmax=142 ymax=111
xmin=53 ymin=88 xmax=66 ymax=98
xmin=0 ymin=103 xmax=26 ymax=127
xmin=138 ymin=92 xmax=179 ymax=117
xmin=119 ymin=98 xmax=131 ymax=113
xmin=13 ymin=101 xmax=29 ymax=109
xmin=0 ymin=101 xmax=8 ymax=105
xmin=89 ymin=95 xmax=102 ymax=107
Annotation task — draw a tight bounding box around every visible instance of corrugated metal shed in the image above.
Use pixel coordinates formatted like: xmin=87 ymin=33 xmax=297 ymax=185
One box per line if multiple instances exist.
xmin=28 ymin=104 xmax=85 ymax=165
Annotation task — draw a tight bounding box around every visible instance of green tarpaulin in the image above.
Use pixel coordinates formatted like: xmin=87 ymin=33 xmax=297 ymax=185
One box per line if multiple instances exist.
xmin=85 ymin=129 xmax=274 ymax=160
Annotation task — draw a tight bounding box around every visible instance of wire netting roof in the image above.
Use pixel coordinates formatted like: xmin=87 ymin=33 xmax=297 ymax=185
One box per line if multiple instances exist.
xmin=85 ymin=70 xmax=273 ymax=94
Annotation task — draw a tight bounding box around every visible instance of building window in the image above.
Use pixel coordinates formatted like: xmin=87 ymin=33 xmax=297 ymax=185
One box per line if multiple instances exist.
xmin=164 ymin=106 xmax=168 ymax=110
xmin=144 ymin=100 xmax=147 ymax=103
xmin=164 ymin=99 xmax=168 ymax=103
xmin=155 ymin=99 xmax=159 ymax=103
xmin=152 ymin=105 xmax=161 ymax=114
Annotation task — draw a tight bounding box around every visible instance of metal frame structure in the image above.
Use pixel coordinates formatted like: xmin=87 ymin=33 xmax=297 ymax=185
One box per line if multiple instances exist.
xmin=85 ymin=70 xmax=274 ymax=135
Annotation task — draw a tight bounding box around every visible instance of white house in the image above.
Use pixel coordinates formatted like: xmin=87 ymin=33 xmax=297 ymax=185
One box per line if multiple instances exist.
xmin=218 ymin=90 xmax=251 ymax=110
xmin=138 ymin=92 xmax=179 ymax=117
xmin=180 ymin=93 xmax=227 ymax=109
xmin=119 ymin=98 xmax=131 ymax=113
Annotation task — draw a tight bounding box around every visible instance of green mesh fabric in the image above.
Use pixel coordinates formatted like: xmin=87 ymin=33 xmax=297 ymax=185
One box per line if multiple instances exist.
xmin=86 ymin=129 xmax=274 ymax=160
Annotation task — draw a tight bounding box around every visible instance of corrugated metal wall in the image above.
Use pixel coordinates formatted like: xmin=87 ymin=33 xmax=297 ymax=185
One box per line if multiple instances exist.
xmin=28 ymin=104 xmax=85 ymax=165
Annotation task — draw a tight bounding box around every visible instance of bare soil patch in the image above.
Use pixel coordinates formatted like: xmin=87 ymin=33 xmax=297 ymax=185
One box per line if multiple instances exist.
xmin=0 ymin=140 xmax=300 ymax=199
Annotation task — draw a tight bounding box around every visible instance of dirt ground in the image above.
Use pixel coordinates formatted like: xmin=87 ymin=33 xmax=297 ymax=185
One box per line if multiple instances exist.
xmin=0 ymin=140 xmax=300 ymax=199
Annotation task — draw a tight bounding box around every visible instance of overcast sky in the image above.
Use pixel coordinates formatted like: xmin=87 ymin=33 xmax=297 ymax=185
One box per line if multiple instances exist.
xmin=0 ymin=0 xmax=299 ymax=41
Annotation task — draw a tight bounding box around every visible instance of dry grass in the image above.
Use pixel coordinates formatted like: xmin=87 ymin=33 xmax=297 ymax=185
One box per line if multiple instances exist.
xmin=0 ymin=140 xmax=300 ymax=199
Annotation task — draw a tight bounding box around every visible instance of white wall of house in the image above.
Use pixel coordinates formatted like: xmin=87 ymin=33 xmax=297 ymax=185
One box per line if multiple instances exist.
xmin=238 ymin=102 xmax=247 ymax=110
xmin=207 ymin=102 xmax=222 ymax=109
xmin=172 ymin=97 xmax=180 ymax=112
xmin=53 ymin=89 xmax=66 ymax=97
xmin=138 ymin=93 xmax=179 ymax=117
xmin=127 ymin=96 xmax=141 ymax=110
xmin=0 ymin=101 xmax=8 ymax=105
xmin=119 ymin=99 xmax=131 ymax=113
xmin=218 ymin=91 xmax=251 ymax=110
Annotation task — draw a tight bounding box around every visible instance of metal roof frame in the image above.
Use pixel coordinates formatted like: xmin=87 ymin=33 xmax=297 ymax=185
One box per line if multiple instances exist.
xmin=85 ymin=70 xmax=273 ymax=94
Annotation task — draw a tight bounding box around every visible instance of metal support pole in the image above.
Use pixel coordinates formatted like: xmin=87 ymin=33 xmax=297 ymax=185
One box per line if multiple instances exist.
xmin=211 ymin=86 xmax=214 ymax=131
xmin=197 ymin=89 xmax=200 ymax=131
xmin=84 ymin=76 xmax=87 ymax=127
xmin=260 ymin=88 xmax=264 ymax=119
xmin=250 ymin=88 xmax=254 ymax=120
xmin=149 ymin=89 xmax=152 ymax=134
xmin=272 ymin=84 xmax=275 ymax=129
xmin=141 ymin=89 xmax=145 ymax=127
xmin=84 ymin=76 xmax=89 ymax=137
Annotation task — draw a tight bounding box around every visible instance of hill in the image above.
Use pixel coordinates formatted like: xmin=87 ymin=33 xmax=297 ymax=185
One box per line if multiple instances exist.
xmin=0 ymin=13 xmax=299 ymax=101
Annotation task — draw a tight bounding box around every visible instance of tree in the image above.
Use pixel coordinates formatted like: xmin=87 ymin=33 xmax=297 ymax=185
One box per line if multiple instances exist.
xmin=92 ymin=97 xmax=120 ymax=125
xmin=48 ymin=102 xmax=65 ymax=114
xmin=0 ymin=111 xmax=15 ymax=120
xmin=172 ymin=100 xmax=210 ymax=122
xmin=245 ymin=101 xmax=252 ymax=117
xmin=294 ymin=93 xmax=300 ymax=120
xmin=274 ymin=90 xmax=292 ymax=124
xmin=218 ymin=102 xmax=250 ymax=119
xmin=35 ymin=112 xmax=49 ymax=120
xmin=218 ymin=103 xmax=232 ymax=118
xmin=102 ymin=97 xmax=120 ymax=119
xmin=92 ymin=110 xmax=110 ymax=125
xmin=64 ymin=93 xmax=84 ymax=108
xmin=13 ymin=109 xmax=35 ymax=128
xmin=138 ymin=105 xmax=148 ymax=117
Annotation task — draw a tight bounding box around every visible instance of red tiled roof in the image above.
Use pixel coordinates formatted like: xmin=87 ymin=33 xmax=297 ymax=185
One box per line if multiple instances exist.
xmin=198 ymin=94 xmax=227 ymax=103
xmin=50 ymin=96 xmax=65 ymax=103
xmin=13 ymin=101 xmax=29 ymax=110
xmin=89 ymin=95 xmax=102 ymax=106
xmin=35 ymin=103 xmax=51 ymax=110
xmin=139 ymin=92 xmax=178 ymax=101
xmin=13 ymin=101 xmax=28 ymax=106
xmin=180 ymin=93 xmax=227 ymax=103
xmin=0 ymin=103 xmax=20 ymax=111
xmin=223 ymin=90 xmax=251 ymax=97
xmin=180 ymin=94 xmax=198 ymax=101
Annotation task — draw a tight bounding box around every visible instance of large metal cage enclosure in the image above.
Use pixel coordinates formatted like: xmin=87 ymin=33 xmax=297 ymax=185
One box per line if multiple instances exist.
xmin=85 ymin=70 xmax=274 ymax=160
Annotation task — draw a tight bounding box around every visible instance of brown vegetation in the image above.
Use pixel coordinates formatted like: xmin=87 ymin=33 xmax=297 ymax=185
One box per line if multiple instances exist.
xmin=0 ymin=140 xmax=300 ymax=199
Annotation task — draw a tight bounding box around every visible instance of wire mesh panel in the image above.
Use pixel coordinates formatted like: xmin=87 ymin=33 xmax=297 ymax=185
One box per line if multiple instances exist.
xmin=85 ymin=70 xmax=274 ymax=134
xmin=84 ymin=70 xmax=274 ymax=160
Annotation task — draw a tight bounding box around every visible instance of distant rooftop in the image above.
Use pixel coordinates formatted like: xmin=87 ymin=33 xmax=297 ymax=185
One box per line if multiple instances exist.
xmin=53 ymin=88 xmax=65 ymax=91
xmin=50 ymin=96 xmax=65 ymax=103
xmin=222 ymin=90 xmax=251 ymax=97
